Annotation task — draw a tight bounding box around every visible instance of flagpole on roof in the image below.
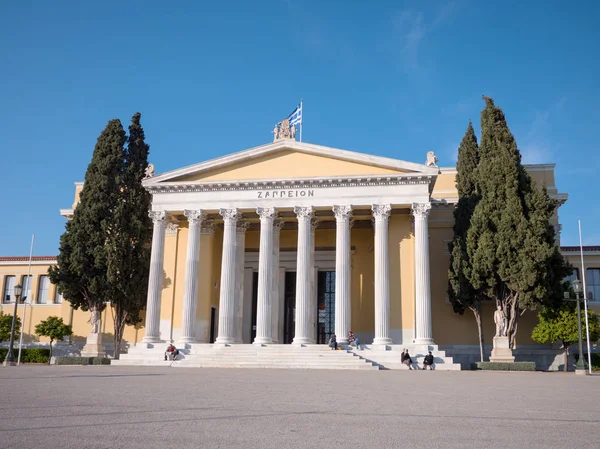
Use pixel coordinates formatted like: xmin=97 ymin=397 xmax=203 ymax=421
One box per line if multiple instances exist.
xmin=299 ymin=99 xmax=303 ymax=142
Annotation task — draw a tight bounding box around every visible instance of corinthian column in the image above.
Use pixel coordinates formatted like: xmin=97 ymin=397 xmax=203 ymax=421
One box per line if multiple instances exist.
xmin=412 ymin=202 xmax=434 ymax=345
xmin=333 ymin=205 xmax=352 ymax=344
xmin=254 ymin=207 xmax=275 ymax=345
xmin=215 ymin=208 xmax=238 ymax=345
xmin=234 ymin=220 xmax=249 ymax=343
xmin=372 ymin=204 xmax=392 ymax=345
xmin=142 ymin=211 xmax=167 ymax=343
xmin=309 ymin=217 xmax=318 ymax=343
xmin=292 ymin=206 xmax=313 ymax=345
xmin=270 ymin=219 xmax=284 ymax=343
xmin=179 ymin=210 xmax=205 ymax=345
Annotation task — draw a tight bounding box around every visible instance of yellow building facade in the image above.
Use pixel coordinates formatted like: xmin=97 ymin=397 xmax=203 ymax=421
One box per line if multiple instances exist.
xmin=1 ymin=138 xmax=598 ymax=367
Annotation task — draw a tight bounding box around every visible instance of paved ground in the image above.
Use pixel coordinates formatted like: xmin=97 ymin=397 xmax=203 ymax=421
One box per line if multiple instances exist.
xmin=0 ymin=366 xmax=599 ymax=449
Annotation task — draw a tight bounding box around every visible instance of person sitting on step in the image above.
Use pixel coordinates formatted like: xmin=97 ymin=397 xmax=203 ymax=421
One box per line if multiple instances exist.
xmin=348 ymin=331 xmax=360 ymax=350
xmin=401 ymin=349 xmax=413 ymax=370
xmin=329 ymin=334 xmax=338 ymax=350
xmin=165 ymin=343 xmax=179 ymax=361
xmin=422 ymin=351 xmax=434 ymax=370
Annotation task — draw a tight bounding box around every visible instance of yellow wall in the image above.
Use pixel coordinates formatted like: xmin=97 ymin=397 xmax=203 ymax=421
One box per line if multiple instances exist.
xmin=172 ymin=150 xmax=407 ymax=182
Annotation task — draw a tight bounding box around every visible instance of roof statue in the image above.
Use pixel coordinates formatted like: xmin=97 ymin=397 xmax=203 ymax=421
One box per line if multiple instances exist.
xmin=144 ymin=163 xmax=155 ymax=179
xmin=273 ymin=118 xmax=296 ymax=142
xmin=425 ymin=151 xmax=438 ymax=167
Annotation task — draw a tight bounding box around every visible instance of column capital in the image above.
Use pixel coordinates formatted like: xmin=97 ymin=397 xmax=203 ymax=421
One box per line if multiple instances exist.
xmin=184 ymin=209 xmax=205 ymax=225
xmin=220 ymin=208 xmax=238 ymax=224
xmin=294 ymin=206 xmax=314 ymax=219
xmin=236 ymin=219 xmax=250 ymax=233
xmin=149 ymin=211 xmax=167 ymax=223
xmin=274 ymin=219 xmax=285 ymax=232
xmin=372 ymin=204 xmax=392 ymax=219
xmin=333 ymin=205 xmax=353 ymax=221
xmin=201 ymin=220 xmax=215 ymax=235
xmin=165 ymin=221 xmax=179 ymax=236
xmin=411 ymin=202 xmax=432 ymax=218
xmin=257 ymin=207 xmax=276 ymax=220
xmin=310 ymin=217 xmax=319 ymax=231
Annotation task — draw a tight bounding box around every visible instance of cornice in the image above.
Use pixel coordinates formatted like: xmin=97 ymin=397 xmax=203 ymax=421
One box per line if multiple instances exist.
xmin=145 ymin=174 xmax=435 ymax=195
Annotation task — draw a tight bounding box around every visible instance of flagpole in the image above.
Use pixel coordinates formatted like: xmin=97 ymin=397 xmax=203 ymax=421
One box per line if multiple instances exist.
xmin=17 ymin=234 xmax=35 ymax=366
xmin=578 ymin=220 xmax=592 ymax=375
xmin=299 ymin=99 xmax=303 ymax=142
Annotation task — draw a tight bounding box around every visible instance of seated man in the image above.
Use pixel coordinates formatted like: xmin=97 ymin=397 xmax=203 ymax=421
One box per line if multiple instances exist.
xmin=328 ymin=334 xmax=338 ymax=350
xmin=422 ymin=351 xmax=434 ymax=370
xmin=164 ymin=344 xmax=179 ymax=361
xmin=348 ymin=331 xmax=360 ymax=350
xmin=401 ymin=349 xmax=413 ymax=370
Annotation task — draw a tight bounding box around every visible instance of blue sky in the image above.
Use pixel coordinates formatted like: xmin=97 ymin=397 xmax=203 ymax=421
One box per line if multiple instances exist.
xmin=1 ymin=1 xmax=598 ymax=255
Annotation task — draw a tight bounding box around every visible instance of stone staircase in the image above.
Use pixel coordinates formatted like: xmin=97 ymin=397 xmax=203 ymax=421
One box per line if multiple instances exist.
xmin=348 ymin=344 xmax=461 ymax=370
xmin=112 ymin=344 xmax=379 ymax=370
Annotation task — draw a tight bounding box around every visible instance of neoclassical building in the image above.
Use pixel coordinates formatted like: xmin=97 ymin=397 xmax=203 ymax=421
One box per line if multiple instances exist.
xmin=1 ymin=135 xmax=599 ymax=368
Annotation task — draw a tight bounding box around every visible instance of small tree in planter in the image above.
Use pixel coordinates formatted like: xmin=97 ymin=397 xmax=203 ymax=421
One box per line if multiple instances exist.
xmin=35 ymin=317 xmax=73 ymax=363
xmin=532 ymin=302 xmax=600 ymax=372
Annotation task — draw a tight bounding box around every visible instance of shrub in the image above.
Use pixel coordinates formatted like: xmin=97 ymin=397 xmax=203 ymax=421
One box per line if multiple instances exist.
xmin=574 ymin=353 xmax=600 ymax=371
xmin=55 ymin=356 xmax=110 ymax=366
xmin=0 ymin=347 xmax=50 ymax=363
xmin=472 ymin=362 xmax=536 ymax=371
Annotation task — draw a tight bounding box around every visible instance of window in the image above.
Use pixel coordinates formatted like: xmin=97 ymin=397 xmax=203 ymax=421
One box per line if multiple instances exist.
xmin=37 ymin=276 xmax=50 ymax=304
xmin=587 ymin=268 xmax=600 ymax=301
xmin=54 ymin=287 xmax=63 ymax=304
xmin=22 ymin=275 xmax=32 ymax=303
xmin=3 ymin=276 xmax=16 ymax=303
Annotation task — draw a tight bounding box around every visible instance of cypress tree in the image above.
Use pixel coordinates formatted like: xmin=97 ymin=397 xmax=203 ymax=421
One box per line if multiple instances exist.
xmin=448 ymin=121 xmax=485 ymax=361
xmin=107 ymin=113 xmax=153 ymax=359
xmin=49 ymin=119 xmax=127 ymax=317
xmin=466 ymin=97 xmax=570 ymax=348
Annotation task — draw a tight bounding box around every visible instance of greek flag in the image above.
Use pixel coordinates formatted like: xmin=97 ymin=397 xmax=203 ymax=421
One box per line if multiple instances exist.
xmin=288 ymin=103 xmax=302 ymax=127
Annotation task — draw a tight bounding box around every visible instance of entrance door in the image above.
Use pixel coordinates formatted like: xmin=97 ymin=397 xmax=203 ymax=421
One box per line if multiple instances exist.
xmin=283 ymin=271 xmax=297 ymax=344
xmin=317 ymin=271 xmax=336 ymax=344
xmin=209 ymin=307 xmax=217 ymax=343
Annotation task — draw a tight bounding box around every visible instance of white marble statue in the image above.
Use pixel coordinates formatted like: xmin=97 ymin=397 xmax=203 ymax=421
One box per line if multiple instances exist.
xmin=89 ymin=308 xmax=101 ymax=334
xmin=494 ymin=306 xmax=507 ymax=337
xmin=425 ymin=151 xmax=438 ymax=167
xmin=144 ymin=163 xmax=155 ymax=179
xmin=279 ymin=119 xmax=291 ymax=139
xmin=272 ymin=124 xmax=279 ymax=141
xmin=291 ymin=124 xmax=296 ymax=139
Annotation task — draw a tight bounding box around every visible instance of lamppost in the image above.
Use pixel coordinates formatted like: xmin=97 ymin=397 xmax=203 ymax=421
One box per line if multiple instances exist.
xmin=2 ymin=284 xmax=23 ymax=367
xmin=572 ymin=280 xmax=587 ymax=372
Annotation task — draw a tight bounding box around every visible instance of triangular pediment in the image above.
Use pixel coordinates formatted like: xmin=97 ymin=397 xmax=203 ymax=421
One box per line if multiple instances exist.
xmin=145 ymin=140 xmax=438 ymax=185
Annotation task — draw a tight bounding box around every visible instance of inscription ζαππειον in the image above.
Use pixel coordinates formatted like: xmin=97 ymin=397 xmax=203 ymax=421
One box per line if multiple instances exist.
xmin=257 ymin=190 xmax=314 ymax=199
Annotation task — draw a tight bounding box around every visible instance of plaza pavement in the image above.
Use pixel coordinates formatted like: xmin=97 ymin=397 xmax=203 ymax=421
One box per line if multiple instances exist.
xmin=0 ymin=366 xmax=599 ymax=449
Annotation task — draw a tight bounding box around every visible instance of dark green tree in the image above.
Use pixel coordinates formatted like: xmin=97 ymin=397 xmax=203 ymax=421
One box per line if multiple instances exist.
xmin=49 ymin=119 xmax=127 ymax=321
xmin=467 ymin=97 xmax=571 ymax=348
xmin=107 ymin=113 xmax=152 ymax=359
xmin=447 ymin=122 xmax=485 ymax=361
xmin=0 ymin=311 xmax=21 ymax=342
xmin=35 ymin=316 xmax=73 ymax=362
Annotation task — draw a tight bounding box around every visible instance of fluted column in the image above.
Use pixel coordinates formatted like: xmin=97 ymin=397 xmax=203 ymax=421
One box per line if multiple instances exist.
xmin=309 ymin=217 xmax=318 ymax=343
xmin=333 ymin=205 xmax=352 ymax=344
xmin=372 ymin=204 xmax=392 ymax=345
xmin=254 ymin=207 xmax=275 ymax=344
xmin=270 ymin=219 xmax=284 ymax=343
xmin=142 ymin=211 xmax=167 ymax=343
xmin=292 ymin=206 xmax=314 ymax=345
xmin=215 ymin=208 xmax=238 ymax=345
xmin=234 ymin=220 xmax=249 ymax=343
xmin=412 ymin=202 xmax=434 ymax=344
xmin=179 ymin=210 xmax=205 ymax=345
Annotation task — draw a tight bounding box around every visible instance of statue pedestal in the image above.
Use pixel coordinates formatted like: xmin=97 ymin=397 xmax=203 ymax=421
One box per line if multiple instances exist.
xmin=80 ymin=333 xmax=106 ymax=358
xmin=490 ymin=336 xmax=515 ymax=363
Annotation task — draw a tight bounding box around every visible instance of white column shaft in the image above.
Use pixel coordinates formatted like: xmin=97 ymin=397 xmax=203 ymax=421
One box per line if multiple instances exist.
xmin=293 ymin=207 xmax=313 ymax=345
xmin=254 ymin=208 xmax=275 ymax=344
xmin=234 ymin=221 xmax=248 ymax=343
xmin=143 ymin=211 xmax=167 ymax=343
xmin=413 ymin=203 xmax=434 ymax=345
xmin=179 ymin=210 xmax=205 ymax=344
xmin=333 ymin=206 xmax=352 ymax=344
xmin=270 ymin=221 xmax=283 ymax=343
xmin=215 ymin=209 xmax=238 ymax=345
xmin=372 ymin=205 xmax=392 ymax=345
xmin=309 ymin=219 xmax=317 ymax=343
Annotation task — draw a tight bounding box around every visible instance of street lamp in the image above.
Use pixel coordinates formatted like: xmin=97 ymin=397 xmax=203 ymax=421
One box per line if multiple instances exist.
xmin=572 ymin=280 xmax=587 ymax=372
xmin=2 ymin=284 xmax=23 ymax=367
